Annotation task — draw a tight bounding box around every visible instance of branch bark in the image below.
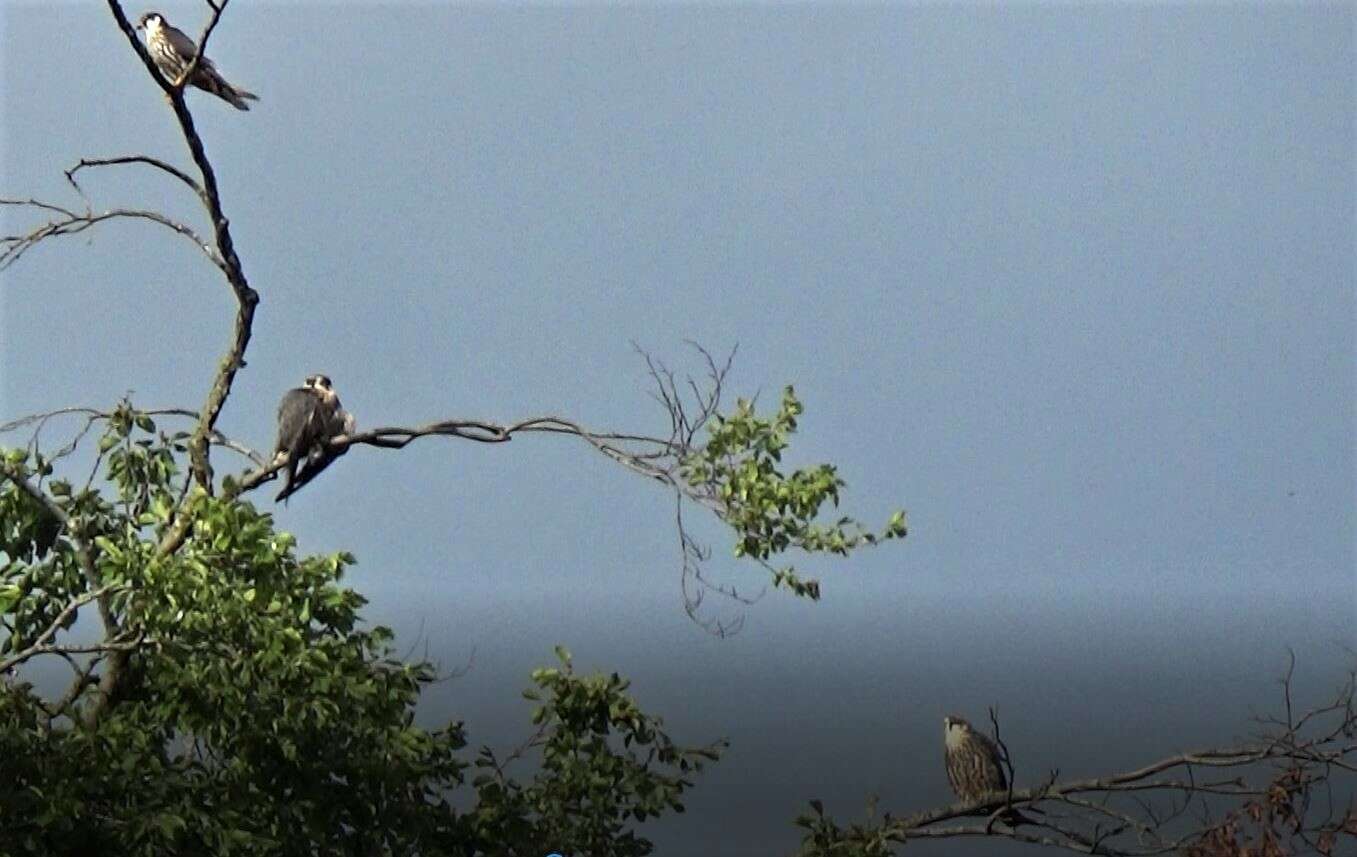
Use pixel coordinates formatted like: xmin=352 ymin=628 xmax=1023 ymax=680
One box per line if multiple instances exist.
xmin=230 ymin=416 xmax=690 ymax=500
xmin=66 ymin=155 xmax=208 ymax=206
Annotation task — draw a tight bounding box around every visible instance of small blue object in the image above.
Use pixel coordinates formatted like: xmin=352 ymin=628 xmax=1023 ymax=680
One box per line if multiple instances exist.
xmin=546 ymin=853 xmax=563 ymax=857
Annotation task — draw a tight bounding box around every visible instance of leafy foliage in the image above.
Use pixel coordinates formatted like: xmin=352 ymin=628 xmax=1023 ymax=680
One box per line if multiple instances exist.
xmin=0 ymin=408 xmax=720 ymax=856
xmin=467 ymin=647 xmax=726 ymax=857
xmin=680 ymin=386 xmax=907 ymax=599
xmin=793 ymin=798 xmax=902 ymax=857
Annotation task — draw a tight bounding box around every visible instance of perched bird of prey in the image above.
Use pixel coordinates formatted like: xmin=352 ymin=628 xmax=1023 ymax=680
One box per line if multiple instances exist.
xmin=289 ymin=393 xmax=356 ymax=499
xmin=943 ymin=715 xmax=1038 ymax=826
xmin=135 ymin=12 xmax=258 ymax=110
xmin=273 ymin=374 xmax=354 ymax=502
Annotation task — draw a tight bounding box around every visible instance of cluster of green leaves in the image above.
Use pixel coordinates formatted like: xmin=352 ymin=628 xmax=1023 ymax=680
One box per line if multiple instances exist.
xmin=793 ymin=799 xmax=903 ymax=857
xmin=467 ymin=647 xmax=726 ymax=857
xmin=680 ymin=386 xmax=907 ymax=599
xmin=0 ymin=407 xmax=719 ymax=856
xmin=1 ymin=453 xmax=82 ymax=651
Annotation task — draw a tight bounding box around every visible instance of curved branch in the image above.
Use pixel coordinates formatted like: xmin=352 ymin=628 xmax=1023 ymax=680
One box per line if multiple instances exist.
xmin=1 ymin=199 xmax=222 ymax=271
xmin=66 ymin=155 xmax=208 ymax=207
xmin=230 ymin=416 xmax=692 ymax=499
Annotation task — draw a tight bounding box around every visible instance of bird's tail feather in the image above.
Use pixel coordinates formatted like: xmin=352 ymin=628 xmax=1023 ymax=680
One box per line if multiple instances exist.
xmin=275 ymin=458 xmax=298 ymax=503
xmin=197 ymin=71 xmax=258 ymax=111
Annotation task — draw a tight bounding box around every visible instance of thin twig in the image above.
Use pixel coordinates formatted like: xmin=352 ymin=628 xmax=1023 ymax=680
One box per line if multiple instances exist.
xmin=1 ymin=199 xmax=223 ymax=271
xmin=65 ymin=155 xmax=207 ymax=207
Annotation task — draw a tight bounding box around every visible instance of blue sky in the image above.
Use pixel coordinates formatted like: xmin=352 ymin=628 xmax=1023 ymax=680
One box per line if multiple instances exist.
xmin=2 ymin=4 xmax=1354 ymax=854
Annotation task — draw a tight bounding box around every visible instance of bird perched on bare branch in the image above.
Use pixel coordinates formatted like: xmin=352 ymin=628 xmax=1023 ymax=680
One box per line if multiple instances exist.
xmin=135 ymin=12 xmax=258 ymax=110
xmin=943 ymin=715 xmax=1039 ymax=827
xmin=273 ymin=374 xmax=354 ymax=502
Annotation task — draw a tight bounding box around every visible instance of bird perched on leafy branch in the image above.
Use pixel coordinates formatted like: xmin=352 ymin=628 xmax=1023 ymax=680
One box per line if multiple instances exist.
xmin=135 ymin=11 xmax=258 ymax=110
xmin=943 ymin=715 xmax=1040 ymax=827
xmin=274 ymin=374 xmax=355 ymax=503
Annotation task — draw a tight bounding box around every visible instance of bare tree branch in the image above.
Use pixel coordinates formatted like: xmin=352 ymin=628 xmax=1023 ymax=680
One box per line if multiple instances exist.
xmin=65 ymin=155 xmax=208 ymax=206
xmin=230 ymin=414 xmax=697 ymax=498
xmin=677 ymin=494 xmax=760 ymax=638
xmin=1 ymin=198 xmax=223 ymax=271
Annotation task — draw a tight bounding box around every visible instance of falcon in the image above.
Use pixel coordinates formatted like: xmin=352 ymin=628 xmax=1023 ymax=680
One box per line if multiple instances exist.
xmin=943 ymin=715 xmax=1038 ymax=826
xmin=135 ymin=12 xmax=258 ymax=110
xmin=273 ymin=374 xmax=354 ymax=502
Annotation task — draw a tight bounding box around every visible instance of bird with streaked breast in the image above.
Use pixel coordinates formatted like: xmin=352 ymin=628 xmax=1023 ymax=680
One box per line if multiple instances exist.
xmin=943 ymin=714 xmax=1040 ymax=827
xmin=135 ymin=11 xmax=258 ymax=110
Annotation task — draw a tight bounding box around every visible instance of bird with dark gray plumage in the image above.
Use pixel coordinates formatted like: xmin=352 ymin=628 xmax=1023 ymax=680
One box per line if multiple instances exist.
xmin=943 ymin=715 xmax=1039 ymax=827
xmin=136 ymin=11 xmax=258 ymax=110
xmin=273 ymin=374 xmax=352 ymax=502
xmin=287 ymin=394 xmax=356 ymax=501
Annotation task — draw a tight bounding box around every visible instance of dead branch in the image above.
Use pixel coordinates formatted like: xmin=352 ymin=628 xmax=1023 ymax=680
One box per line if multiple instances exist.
xmin=676 ymin=493 xmax=759 ymax=638
xmin=65 ymin=155 xmax=208 ymax=207
xmin=0 ymin=198 xmax=222 ymax=271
